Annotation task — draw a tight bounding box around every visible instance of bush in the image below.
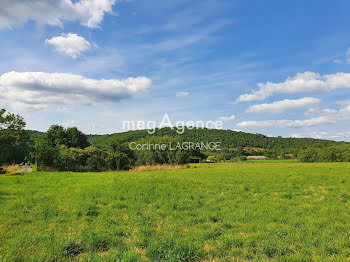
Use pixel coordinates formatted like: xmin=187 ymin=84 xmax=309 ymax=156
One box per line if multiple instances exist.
xmin=106 ymin=151 xmax=133 ymax=171
xmin=53 ymin=148 xmax=76 ymax=171
xmin=133 ymin=136 xmax=200 ymax=166
xmin=298 ymin=148 xmax=320 ymax=162
xmin=86 ymin=149 xmax=106 ymax=172
xmin=240 ymin=155 xmax=247 ymax=161
xmin=36 ymin=135 xmax=136 ymax=172
xmin=37 ymin=141 xmax=59 ymax=168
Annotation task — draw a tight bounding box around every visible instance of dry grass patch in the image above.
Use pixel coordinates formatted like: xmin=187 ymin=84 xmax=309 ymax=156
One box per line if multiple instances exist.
xmin=2 ymin=165 xmax=25 ymax=176
xmin=131 ymin=164 xmax=191 ymax=172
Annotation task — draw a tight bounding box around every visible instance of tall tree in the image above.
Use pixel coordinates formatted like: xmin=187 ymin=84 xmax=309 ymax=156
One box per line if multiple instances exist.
xmin=46 ymin=125 xmax=90 ymax=149
xmin=0 ymin=109 xmax=30 ymax=164
xmin=46 ymin=125 xmax=68 ymax=148
xmin=0 ymin=109 xmax=26 ymax=130
xmin=66 ymin=127 xmax=90 ymax=149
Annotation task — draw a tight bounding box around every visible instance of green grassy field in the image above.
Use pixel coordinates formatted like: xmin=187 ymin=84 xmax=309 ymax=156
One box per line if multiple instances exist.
xmin=1 ymin=162 xmax=350 ymax=261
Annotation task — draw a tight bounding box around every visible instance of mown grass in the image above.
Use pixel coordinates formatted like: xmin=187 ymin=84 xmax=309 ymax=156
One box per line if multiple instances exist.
xmin=1 ymin=162 xmax=350 ymax=261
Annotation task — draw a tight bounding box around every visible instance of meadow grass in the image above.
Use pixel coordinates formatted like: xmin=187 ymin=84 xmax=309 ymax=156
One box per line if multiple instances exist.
xmin=1 ymin=162 xmax=350 ymax=261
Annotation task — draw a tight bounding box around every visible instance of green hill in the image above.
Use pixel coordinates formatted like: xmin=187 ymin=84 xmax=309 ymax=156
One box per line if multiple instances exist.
xmin=88 ymin=128 xmax=341 ymax=150
xmin=28 ymin=127 xmax=343 ymax=150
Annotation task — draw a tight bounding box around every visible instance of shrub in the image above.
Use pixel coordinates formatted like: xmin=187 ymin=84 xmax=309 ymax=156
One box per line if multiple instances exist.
xmin=53 ymin=148 xmax=76 ymax=171
xmin=106 ymin=151 xmax=133 ymax=171
xmin=298 ymin=148 xmax=320 ymax=162
xmin=133 ymin=136 xmax=201 ymax=166
xmin=86 ymin=149 xmax=107 ymax=172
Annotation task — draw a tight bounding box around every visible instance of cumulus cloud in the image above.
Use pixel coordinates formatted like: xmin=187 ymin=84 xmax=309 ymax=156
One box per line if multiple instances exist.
xmin=305 ymin=108 xmax=338 ymax=116
xmin=291 ymin=131 xmax=348 ymax=140
xmin=237 ymin=105 xmax=350 ymax=128
xmin=45 ymin=33 xmax=92 ymax=58
xmin=237 ymin=117 xmax=332 ymax=128
xmin=176 ymin=91 xmax=190 ymax=97
xmin=246 ymin=97 xmax=321 ymax=114
xmin=308 ymin=131 xmax=328 ymax=139
xmin=0 ymin=0 xmax=116 ymax=29
xmin=236 ymin=71 xmax=350 ymax=102
xmin=336 ymin=100 xmax=350 ymax=105
xmin=0 ymin=71 xmax=152 ymax=111
xmin=218 ymin=115 xmax=236 ymax=121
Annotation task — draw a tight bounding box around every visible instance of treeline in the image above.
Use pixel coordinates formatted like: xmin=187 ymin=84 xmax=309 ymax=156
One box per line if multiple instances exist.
xmin=34 ymin=127 xmax=200 ymax=171
xmin=84 ymin=127 xmax=343 ymax=162
xmin=1 ymin=109 xmax=202 ymax=171
xmin=34 ymin=125 xmax=135 ymax=171
xmin=298 ymin=145 xmax=350 ymax=162
xmin=2 ymin=108 xmax=350 ymax=171
xmin=85 ymin=127 xmax=339 ymax=150
xmin=30 ymin=125 xmax=341 ymax=151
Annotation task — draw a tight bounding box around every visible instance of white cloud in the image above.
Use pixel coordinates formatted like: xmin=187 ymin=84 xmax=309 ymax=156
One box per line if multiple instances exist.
xmin=176 ymin=91 xmax=190 ymax=97
xmin=304 ymin=107 xmax=318 ymax=116
xmin=0 ymin=0 xmax=116 ymax=29
xmin=218 ymin=115 xmax=236 ymax=121
xmin=333 ymin=59 xmax=343 ymax=64
xmin=237 ymin=117 xmax=332 ymax=128
xmin=45 ymin=33 xmax=92 ymax=58
xmin=246 ymin=97 xmax=321 ymax=114
xmin=321 ymin=108 xmax=338 ymax=114
xmin=0 ymin=71 xmax=152 ymax=111
xmin=237 ymin=104 xmax=350 ymax=128
xmin=290 ymin=133 xmax=302 ymax=138
xmin=336 ymin=100 xmax=350 ymax=105
xmin=331 ymin=48 xmax=350 ymax=65
xmin=308 ymin=131 xmax=328 ymax=139
xmin=236 ymin=71 xmax=350 ymax=102
xmin=291 ymin=131 xmax=348 ymax=140
xmin=305 ymin=107 xmax=339 ymax=116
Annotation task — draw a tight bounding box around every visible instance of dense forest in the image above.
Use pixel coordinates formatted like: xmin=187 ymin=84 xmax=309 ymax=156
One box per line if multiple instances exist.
xmin=30 ymin=127 xmax=339 ymax=150
xmin=2 ymin=108 xmax=350 ymax=172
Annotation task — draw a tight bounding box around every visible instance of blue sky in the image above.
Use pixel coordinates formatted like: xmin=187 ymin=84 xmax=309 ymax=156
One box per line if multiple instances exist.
xmin=1 ymin=0 xmax=350 ymax=140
